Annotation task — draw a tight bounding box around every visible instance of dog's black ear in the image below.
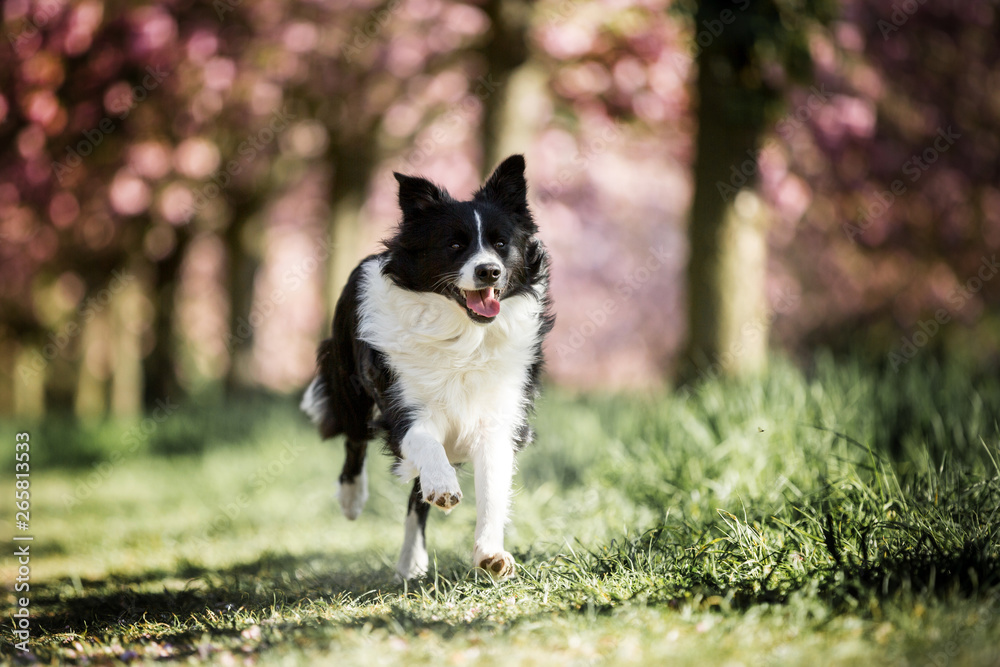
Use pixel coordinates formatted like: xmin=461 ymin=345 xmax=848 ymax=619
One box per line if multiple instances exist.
xmin=394 ymin=173 xmax=448 ymax=217
xmin=475 ymin=155 xmax=528 ymax=216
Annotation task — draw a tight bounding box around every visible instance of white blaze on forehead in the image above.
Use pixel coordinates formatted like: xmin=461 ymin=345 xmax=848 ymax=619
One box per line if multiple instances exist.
xmin=458 ymin=208 xmax=502 ymax=290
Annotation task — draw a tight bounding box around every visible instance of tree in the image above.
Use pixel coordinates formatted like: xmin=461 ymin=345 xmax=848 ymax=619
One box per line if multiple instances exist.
xmin=678 ymin=0 xmax=833 ymax=383
xmin=479 ymin=0 xmax=536 ymax=173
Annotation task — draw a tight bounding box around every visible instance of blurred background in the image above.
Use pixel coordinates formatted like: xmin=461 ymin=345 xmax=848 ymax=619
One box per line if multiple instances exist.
xmin=2 ymin=0 xmax=999 ymax=419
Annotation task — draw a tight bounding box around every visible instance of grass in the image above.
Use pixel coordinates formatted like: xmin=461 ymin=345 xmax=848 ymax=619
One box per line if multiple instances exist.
xmin=2 ymin=353 xmax=999 ymax=665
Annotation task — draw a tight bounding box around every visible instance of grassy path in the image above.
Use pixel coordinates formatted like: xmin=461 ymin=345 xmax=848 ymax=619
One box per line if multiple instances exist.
xmin=2 ymin=357 xmax=999 ymax=664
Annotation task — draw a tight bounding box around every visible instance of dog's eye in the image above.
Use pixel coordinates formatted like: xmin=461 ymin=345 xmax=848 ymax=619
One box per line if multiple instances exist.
xmin=494 ymin=240 xmax=506 ymax=249
xmin=450 ymin=242 xmax=463 ymax=250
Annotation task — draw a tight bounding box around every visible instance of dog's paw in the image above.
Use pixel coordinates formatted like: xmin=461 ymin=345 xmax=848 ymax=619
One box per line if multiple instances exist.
xmin=474 ymin=549 xmax=516 ymax=579
xmin=338 ymin=471 xmax=368 ymax=520
xmin=395 ymin=553 xmax=428 ymax=581
xmin=420 ymin=466 xmax=462 ymax=512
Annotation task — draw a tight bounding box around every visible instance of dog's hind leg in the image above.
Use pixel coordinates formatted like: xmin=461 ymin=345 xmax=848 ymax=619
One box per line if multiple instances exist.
xmin=338 ymin=439 xmax=368 ymax=520
xmin=396 ymin=479 xmax=430 ymax=579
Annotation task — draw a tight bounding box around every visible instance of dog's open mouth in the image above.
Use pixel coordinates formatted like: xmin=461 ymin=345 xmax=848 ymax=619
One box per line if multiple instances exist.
xmin=463 ymin=287 xmax=501 ymax=319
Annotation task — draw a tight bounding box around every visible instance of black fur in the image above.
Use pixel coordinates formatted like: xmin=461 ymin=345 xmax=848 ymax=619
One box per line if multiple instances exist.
xmin=305 ymin=155 xmax=554 ymax=542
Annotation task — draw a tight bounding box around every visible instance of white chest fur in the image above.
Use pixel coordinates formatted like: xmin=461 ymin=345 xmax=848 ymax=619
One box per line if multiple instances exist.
xmin=356 ymin=257 xmax=544 ymax=463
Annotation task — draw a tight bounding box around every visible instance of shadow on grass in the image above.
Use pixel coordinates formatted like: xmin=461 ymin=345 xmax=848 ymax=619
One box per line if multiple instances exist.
xmin=585 ymin=519 xmax=1000 ymax=615
xmin=7 ymin=532 xmax=1000 ymax=663
xmin=10 ymin=548 xmax=530 ymax=663
xmin=32 ymin=552 xmax=392 ymax=630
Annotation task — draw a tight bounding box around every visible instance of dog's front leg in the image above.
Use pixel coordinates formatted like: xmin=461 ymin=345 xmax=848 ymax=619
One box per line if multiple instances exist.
xmin=471 ymin=437 xmax=516 ymax=579
xmin=400 ymin=421 xmax=462 ymax=511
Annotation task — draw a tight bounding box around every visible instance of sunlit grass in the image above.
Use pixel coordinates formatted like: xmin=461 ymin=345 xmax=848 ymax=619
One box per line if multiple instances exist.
xmin=2 ymin=355 xmax=999 ymax=665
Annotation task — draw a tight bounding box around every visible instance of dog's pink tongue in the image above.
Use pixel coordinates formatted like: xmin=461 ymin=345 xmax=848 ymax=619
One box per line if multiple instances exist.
xmin=466 ymin=287 xmax=500 ymax=318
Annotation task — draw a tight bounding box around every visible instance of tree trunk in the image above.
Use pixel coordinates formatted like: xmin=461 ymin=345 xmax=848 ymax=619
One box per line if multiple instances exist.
xmin=480 ymin=0 xmax=534 ymax=175
xmin=680 ymin=17 xmax=772 ymax=384
xmin=110 ymin=274 xmax=144 ymax=417
xmin=224 ymin=198 xmax=262 ymax=394
xmin=13 ymin=344 xmax=45 ymax=418
xmin=0 ymin=337 xmax=15 ymax=414
xmin=143 ymin=234 xmax=188 ymax=407
xmin=326 ymin=139 xmax=375 ymax=317
xmin=74 ymin=305 xmax=110 ymax=417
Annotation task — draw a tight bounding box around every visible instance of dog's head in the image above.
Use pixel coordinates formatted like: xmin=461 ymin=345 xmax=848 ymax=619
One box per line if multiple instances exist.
xmin=384 ymin=155 xmax=542 ymax=323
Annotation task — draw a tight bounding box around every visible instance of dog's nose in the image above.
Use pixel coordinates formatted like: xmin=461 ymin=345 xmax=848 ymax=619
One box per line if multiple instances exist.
xmin=475 ymin=263 xmax=502 ymax=284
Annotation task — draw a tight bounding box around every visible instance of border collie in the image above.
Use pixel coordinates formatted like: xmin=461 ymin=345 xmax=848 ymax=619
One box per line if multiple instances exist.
xmin=301 ymin=155 xmax=554 ymax=579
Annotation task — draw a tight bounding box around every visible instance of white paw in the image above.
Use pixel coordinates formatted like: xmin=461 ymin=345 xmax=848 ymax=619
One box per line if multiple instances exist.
xmin=395 ymin=550 xmax=429 ymax=580
xmin=420 ymin=465 xmax=462 ymax=512
xmin=338 ymin=465 xmax=368 ymax=520
xmin=473 ymin=547 xmax=516 ymax=579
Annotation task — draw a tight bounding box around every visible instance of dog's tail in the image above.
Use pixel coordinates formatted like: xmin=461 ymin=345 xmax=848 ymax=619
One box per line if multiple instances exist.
xmin=301 ymin=337 xmax=370 ymax=521
xmin=301 ymin=257 xmax=378 ymax=441
xmin=300 ymin=338 xmax=340 ymax=438
xmin=300 ymin=375 xmax=327 ymax=426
